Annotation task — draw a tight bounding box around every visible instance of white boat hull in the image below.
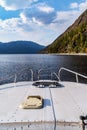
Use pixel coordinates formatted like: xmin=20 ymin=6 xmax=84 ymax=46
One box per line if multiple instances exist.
xmin=0 ymin=81 xmax=87 ymax=130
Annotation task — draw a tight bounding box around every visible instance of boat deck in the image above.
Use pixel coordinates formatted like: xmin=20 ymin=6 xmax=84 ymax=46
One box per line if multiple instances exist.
xmin=0 ymin=81 xmax=87 ymax=130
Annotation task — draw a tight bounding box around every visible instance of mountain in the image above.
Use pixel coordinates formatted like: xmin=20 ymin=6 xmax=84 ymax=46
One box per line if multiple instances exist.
xmin=42 ymin=9 xmax=87 ymax=53
xmin=0 ymin=41 xmax=45 ymax=54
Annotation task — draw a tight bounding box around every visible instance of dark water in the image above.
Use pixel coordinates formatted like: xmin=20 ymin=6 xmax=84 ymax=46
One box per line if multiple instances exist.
xmin=0 ymin=54 xmax=87 ymax=84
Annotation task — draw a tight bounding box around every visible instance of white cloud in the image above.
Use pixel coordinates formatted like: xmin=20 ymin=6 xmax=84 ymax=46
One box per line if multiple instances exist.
xmin=0 ymin=16 xmax=59 ymax=45
xmin=20 ymin=3 xmax=56 ymax=25
xmin=0 ymin=1 xmax=87 ymax=45
xmin=20 ymin=13 xmax=28 ymax=23
xmin=0 ymin=17 xmax=55 ymax=45
xmin=0 ymin=3 xmax=58 ymax=45
xmin=21 ymin=11 xmax=57 ymax=25
xmin=37 ymin=3 xmax=54 ymax=13
xmin=32 ymin=17 xmax=44 ymax=26
xmin=70 ymin=2 xmax=78 ymax=9
xmin=56 ymin=10 xmax=80 ymax=21
xmin=51 ymin=10 xmax=80 ymax=39
xmin=0 ymin=0 xmax=38 ymax=10
xmin=0 ymin=18 xmax=20 ymax=31
xmin=70 ymin=0 xmax=87 ymax=11
xmin=79 ymin=0 xmax=87 ymax=11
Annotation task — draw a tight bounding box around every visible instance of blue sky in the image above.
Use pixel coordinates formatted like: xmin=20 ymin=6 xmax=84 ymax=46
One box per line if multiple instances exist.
xmin=0 ymin=0 xmax=87 ymax=45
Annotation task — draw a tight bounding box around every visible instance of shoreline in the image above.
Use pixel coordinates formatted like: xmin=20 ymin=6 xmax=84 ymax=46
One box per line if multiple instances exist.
xmin=46 ymin=53 xmax=87 ymax=56
xmin=0 ymin=53 xmax=87 ymax=55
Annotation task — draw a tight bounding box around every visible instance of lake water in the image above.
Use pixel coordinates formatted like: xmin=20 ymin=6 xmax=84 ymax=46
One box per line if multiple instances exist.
xmin=0 ymin=54 xmax=87 ymax=84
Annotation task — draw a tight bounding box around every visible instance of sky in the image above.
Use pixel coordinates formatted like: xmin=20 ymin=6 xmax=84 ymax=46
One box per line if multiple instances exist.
xmin=0 ymin=0 xmax=87 ymax=46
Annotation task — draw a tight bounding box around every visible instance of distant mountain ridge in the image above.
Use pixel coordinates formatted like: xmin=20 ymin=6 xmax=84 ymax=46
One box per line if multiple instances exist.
xmin=42 ymin=9 xmax=87 ymax=53
xmin=0 ymin=41 xmax=45 ymax=54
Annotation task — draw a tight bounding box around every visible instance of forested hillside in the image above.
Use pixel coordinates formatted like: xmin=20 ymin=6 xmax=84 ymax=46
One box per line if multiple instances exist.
xmin=42 ymin=9 xmax=87 ymax=53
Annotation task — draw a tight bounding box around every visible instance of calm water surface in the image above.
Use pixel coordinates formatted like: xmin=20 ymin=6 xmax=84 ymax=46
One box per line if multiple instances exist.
xmin=0 ymin=54 xmax=87 ymax=83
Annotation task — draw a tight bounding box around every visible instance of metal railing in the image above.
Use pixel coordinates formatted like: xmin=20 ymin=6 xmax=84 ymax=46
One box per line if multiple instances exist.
xmin=38 ymin=69 xmax=51 ymax=80
xmin=58 ymin=67 xmax=87 ymax=83
xmin=0 ymin=68 xmax=33 ymax=85
xmin=38 ymin=69 xmax=59 ymax=81
xmin=0 ymin=67 xmax=87 ymax=85
xmin=51 ymin=72 xmax=59 ymax=81
xmin=14 ymin=68 xmax=33 ymax=83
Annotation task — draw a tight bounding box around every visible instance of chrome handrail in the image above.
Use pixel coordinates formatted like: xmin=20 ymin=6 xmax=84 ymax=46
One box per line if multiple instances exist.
xmin=38 ymin=69 xmax=59 ymax=81
xmin=29 ymin=69 xmax=34 ymax=81
xmin=0 ymin=68 xmax=33 ymax=85
xmin=14 ymin=68 xmax=34 ymax=83
xmin=38 ymin=69 xmax=53 ymax=80
xmin=51 ymin=72 xmax=59 ymax=81
xmin=38 ymin=69 xmax=42 ymax=80
xmin=38 ymin=69 xmax=58 ymax=80
xmin=58 ymin=67 xmax=87 ymax=83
